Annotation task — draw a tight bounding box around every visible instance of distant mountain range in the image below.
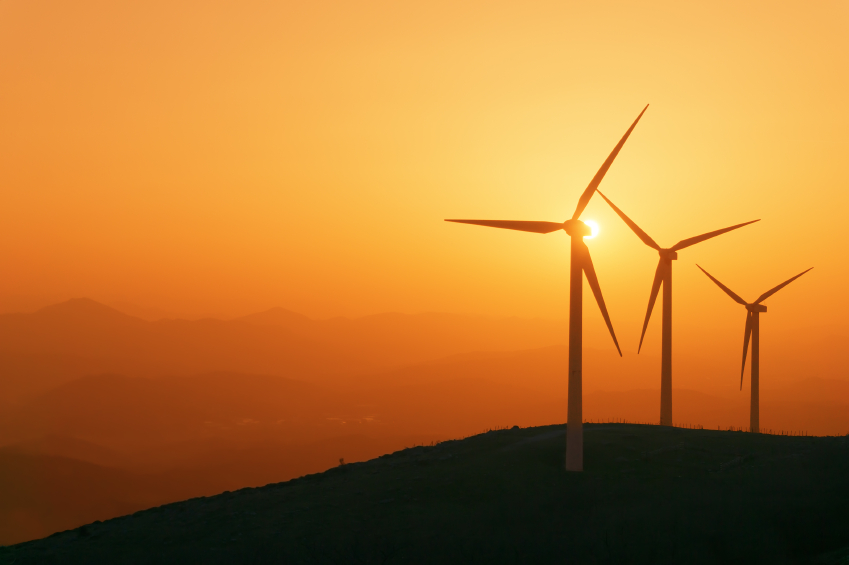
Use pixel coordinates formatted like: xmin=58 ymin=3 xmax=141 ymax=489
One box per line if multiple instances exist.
xmin=0 ymin=298 xmax=569 ymax=401
xmin=0 ymin=298 xmax=847 ymax=545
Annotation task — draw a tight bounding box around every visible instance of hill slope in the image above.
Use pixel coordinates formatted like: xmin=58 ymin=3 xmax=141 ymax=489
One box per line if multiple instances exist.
xmin=0 ymin=433 xmax=432 ymax=546
xmin=3 ymin=424 xmax=849 ymax=565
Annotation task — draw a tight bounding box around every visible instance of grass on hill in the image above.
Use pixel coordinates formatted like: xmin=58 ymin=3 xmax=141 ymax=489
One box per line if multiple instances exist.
xmin=2 ymin=423 xmax=849 ymax=565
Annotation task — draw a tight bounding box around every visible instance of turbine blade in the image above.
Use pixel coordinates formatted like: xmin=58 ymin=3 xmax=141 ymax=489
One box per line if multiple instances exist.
xmin=596 ymin=190 xmax=660 ymax=250
xmin=571 ymin=105 xmax=649 ymax=220
xmin=444 ymin=219 xmax=564 ymax=234
xmin=638 ymin=260 xmax=664 ymax=353
xmin=580 ymin=243 xmax=622 ymax=356
xmin=670 ymin=220 xmax=760 ymax=252
xmin=696 ymin=265 xmax=747 ymax=305
xmin=741 ymin=312 xmax=753 ymax=390
xmin=754 ymin=267 xmax=813 ymax=304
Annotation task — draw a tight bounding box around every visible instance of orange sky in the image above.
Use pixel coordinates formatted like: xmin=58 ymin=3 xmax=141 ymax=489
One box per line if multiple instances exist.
xmin=1 ymin=1 xmax=848 ymax=359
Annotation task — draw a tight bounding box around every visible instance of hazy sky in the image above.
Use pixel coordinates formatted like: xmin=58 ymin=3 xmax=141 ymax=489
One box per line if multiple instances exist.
xmin=1 ymin=1 xmax=847 ymax=351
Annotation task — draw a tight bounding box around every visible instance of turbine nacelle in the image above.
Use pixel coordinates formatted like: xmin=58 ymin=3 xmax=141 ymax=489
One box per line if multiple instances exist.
xmin=746 ymin=304 xmax=768 ymax=313
xmin=658 ymin=249 xmax=678 ymax=261
xmin=563 ymin=219 xmax=592 ymax=237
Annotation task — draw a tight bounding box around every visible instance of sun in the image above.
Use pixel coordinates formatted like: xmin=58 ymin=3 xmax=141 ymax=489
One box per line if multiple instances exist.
xmin=584 ymin=220 xmax=600 ymax=239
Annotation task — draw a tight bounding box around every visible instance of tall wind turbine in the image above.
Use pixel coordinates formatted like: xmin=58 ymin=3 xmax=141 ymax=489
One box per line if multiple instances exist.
xmin=445 ymin=105 xmax=648 ymax=471
xmin=595 ymin=191 xmax=759 ymax=426
xmin=697 ymin=265 xmax=812 ymax=433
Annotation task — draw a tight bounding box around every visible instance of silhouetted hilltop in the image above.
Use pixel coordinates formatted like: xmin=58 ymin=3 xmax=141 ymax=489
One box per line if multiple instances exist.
xmin=3 ymin=424 xmax=848 ymax=565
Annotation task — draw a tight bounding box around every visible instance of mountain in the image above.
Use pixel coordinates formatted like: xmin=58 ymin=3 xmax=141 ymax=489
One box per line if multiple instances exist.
xmin=0 ymin=299 xmax=363 ymax=399
xmin=0 ymin=372 xmax=339 ymax=448
xmin=0 ymin=299 xmax=572 ymax=401
xmin=5 ymin=298 xmax=845 ymax=404
xmin=5 ymin=355 xmax=847 ymax=455
xmin=0 ymin=351 xmax=120 ymax=404
xmin=3 ymin=424 xmax=848 ymax=564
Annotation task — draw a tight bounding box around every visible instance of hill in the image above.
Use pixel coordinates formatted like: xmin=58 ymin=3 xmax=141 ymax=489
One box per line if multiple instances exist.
xmin=0 ymin=433 xmax=432 ymax=546
xmin=3 ymin=424 xmax=848 ymax=565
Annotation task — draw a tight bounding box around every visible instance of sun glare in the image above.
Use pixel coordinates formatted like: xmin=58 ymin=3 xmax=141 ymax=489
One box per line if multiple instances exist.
xmin=584 ymin=220 xmax=600 ymax=239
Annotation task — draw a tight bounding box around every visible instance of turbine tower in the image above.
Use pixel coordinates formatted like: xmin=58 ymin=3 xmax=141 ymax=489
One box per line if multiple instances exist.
xmin=697 ymin=265 xmax=812 ymax=433
xmin=595 ymin=192 xmax=759 ymax=426
xmin=445 ymin=105 xmax=648 ymax=471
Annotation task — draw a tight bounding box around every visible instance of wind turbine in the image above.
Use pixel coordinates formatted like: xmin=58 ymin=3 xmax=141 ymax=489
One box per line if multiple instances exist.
xmin=595 ymin=191 xmax=759 ymax=426
xmin=696 ymin=265 xmax=812 ymax=433
xmin=445 ymin=105 xmax=648 ymax=471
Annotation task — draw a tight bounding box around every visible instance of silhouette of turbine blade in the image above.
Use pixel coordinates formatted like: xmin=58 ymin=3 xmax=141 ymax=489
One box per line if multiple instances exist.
xmin=638 ymin=259 xmax=664 ymax=353
xmin=596 ymin=190 xmax=660 ymax=250
xmin=670 ymin=220 xmax=760 ymax=252
xmin=444 ymin=219 xmax=564 ymax=234
xmin=580 ymin=242 xmax=622 ymax=357
xmin=741 ymin=312 xmax=753 ymax=390
xmin=696 ymin=265 xmax=747 ymax=305
xmin=571 ymin=105 xmax=649 ymax=221
xmin=754 ymin=267 xmax=813 ymax=304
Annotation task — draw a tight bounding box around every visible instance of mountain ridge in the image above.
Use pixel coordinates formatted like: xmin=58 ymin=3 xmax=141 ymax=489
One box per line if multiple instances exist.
xmin=0 ymin=298 xmax=572 ymax=401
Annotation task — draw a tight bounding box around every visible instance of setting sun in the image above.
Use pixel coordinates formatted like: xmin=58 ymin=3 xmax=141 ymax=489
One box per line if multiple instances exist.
xmin=584 ymin=220 xmax=600 ymax=239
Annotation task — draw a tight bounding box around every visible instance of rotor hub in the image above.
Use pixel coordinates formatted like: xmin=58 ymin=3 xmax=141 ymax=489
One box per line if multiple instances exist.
xmin=659 ymin=249 xmax=678 ymax=260
xmin=746 ymin=304 xmax=767 ymax=313
xmin=563 ymin=219 xmax=592 ymax=237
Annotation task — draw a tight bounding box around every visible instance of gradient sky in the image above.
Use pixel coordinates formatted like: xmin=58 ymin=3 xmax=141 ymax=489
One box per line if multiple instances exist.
xmin=1 ymin=1 xmax=847 ymax=358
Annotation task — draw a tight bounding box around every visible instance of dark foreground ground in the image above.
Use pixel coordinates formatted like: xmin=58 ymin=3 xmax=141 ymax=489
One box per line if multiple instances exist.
xmin=3 ymin=424 xmax=849 ymax=565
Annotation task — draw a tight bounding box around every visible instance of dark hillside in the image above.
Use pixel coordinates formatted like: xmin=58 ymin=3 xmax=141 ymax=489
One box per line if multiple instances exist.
xmin=3 ymin=424 xmax=849 ymax=565
xmin=0 ymin=434 xmax=430 ymax=546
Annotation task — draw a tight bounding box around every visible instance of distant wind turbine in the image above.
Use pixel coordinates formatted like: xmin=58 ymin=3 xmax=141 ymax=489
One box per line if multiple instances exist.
xmin=697 ymin=265 xmax=813 ymax=433
xmin=445 ymin=105 xmax=648 ymax=471
xmin=595 ymin=191 xmax=759 ymax=426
